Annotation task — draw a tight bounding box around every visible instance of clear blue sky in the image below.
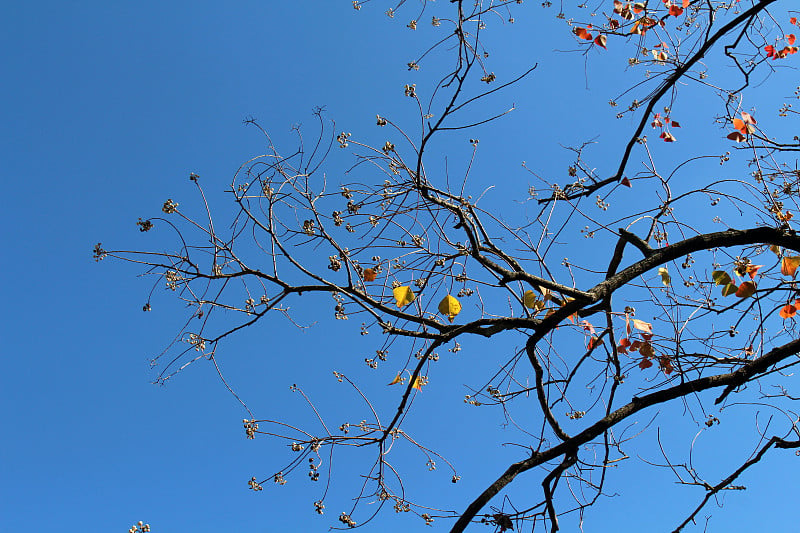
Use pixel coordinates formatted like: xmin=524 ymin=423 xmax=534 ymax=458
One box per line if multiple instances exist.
xmin=2 ymin=1 xmax=799 ymax=532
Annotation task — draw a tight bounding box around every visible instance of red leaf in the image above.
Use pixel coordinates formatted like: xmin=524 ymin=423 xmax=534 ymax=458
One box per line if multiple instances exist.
xmin=765 ymin=44 xmax=777 ymax=58
xmin=588 ymin=336 xmax=603 ymax=350
xmin=669 ymin=5 xmax=683 ymax=17
xmin=746 ymin=264 xmax=762 ymax=280
xmin=621 ymin=177 xmax=632 ymax=187
xmin=682 ymin=0 xmax=689 ymax=6
xmin=594 ymin=34 xmax=608 ymax=49
xmin=660 ymin=131 xmax=676 ymax=142
xmin=727 ymin=131 xmax=746 ymax=142
xmin=735 ymin=281 xmax=756 ymax=298
xmin=659 ymin=356 xmax=674 ymax=375
xmin=788 ymin=34 xmax=797 ymax=45
xmin=791 ymin=17 xmax=798 ymax=25
xmin=573 ymin=26 xmax=593 ymax=40
xmin=639 ymin=357 xmax=653 ymax=369
xmin=670 ymin=120 xmax=681 ymax=128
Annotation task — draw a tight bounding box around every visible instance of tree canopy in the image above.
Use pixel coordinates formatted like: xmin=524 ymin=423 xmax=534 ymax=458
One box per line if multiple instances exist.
xmin=100 ymin=1 xmax=800 ymax=531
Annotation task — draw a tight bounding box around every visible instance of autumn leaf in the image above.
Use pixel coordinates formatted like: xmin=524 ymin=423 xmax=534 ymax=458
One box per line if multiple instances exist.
xmin=668 ymin=5 xmax=683 ymax=17
xmin=438 ymin=294 xmax=462 ymax=323
xmin=362 ymin=268 xmax=377 ymax=282
xmin=393 ymin=285 xmax=416 ymax=308
xmin=594 ymin=34 xmax=608 ymax=49
xmin=621 ymin=177 xmax=632 ymax=187
xmin=639 ymin=342 xmax=655 ymax=358
xmin=523 ymin=290 xmax=539 ymax=309
xmin=587 ymin=336 xmax=603 ymax=350
xmin=735 ymin=281 xmax=756 ymax=298
xmin=770 ymin=244 xmax=781 ymax=257
xmin=639 ymin=357 xmax=653 ymax=369
xmin=632 ymin=318 xmax=653 ymax=334
xmin=779 ymin=304 xmax=797 ymax=319
xmin=746 ymin=264 xmax=762 ymax=280
xmin=659 ymin=356 xmax=674 ymax=375
xmin=712 ymin=270 xmax=732 ymax=286
xmin=727 ymin=131 xmax=746 ymax=142
xmin=573 ymin=26 xmax=593 ymax=40
xmin=781 ymin=256 xmax=800 ymax=278
xmin=411 ymin=375 xmax=424 ymax=390
xmin=618 ymin=337 xmax=632 ymax=354
xmin=658 ymin=267 xmax=671 ymax=286
xmin=660 ymin=131 xmax=676 ymax=142
xmin=721 ymin=283 xmax=738 ymax=297
xmin=789 ymin=34 xmax=797 ymax=46
xmin=388 ymin=373 xmax=404 ymax=385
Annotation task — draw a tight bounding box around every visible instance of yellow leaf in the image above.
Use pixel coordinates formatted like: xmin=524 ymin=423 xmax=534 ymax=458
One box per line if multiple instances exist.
xmin=388 ymin=373 xmax=403 ymax=385
xmin=523 ymin=290 xmax=539 ymax=309
xmin=782 ymin=256 xmax=800 ymax=278
xmin=712 ymin=270 xmax=732 ymax=286
xmin=411 ymin=375 xmax=424 ymax=390
xmin=657 ymin=267 xmax=671 ymax=286
xmin=631 ymin=319 xmax=653 ymax=333
xmin=721 ymin=282 xmax=737 ymax=297
xmin=438 ymin=294 xmax=462 ymax=323
xmin=393 ymin=285 xmax=416 ymax=308
xmin=770 ymin=244 xmax=781 ymax=257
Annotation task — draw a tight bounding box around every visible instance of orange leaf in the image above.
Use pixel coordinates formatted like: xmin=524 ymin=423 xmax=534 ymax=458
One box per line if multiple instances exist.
xmin=779 ymin=304 xmax=797 ymax=319
xmin=588 ymin=336 xmax=603 ymax=350
xmin=573 ymin=26 xmax=593 ymax=40
xmin=618 ymin=337 xmax=632 ymax=354
xmin=788 ymin=34 xmax=796 ymax=45
xmin=735 ymin=281 xmax=756 ymax=298
xmin=682 ymin=0 xmax=689 ymax=6
xmin=362 ymin=268 xmax=377 ymax=282
xmin=388 ymin=373 xmax=403 ymax=385
xmin=746 ymin=264 xmax=762 ymax=280
xmin=765 ymin=44 xmax=777 ymax=58
xmin=668 ymin=5 xmax=683 ymax=16
xmin=781 ymin=256 xmax=800 ymax=278
xmin=633 ymin=2 xmax=645 ymax=13
xmin=732 ymin=118 xmax=746 ymax=133
xmin=791 ymin=17 xmax=798 ymax=25
xmin=411 ymin=375 xmax=423 ymax=390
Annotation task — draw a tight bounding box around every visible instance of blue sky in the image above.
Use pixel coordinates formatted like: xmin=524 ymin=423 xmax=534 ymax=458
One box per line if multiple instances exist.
xmin=3 ymin=1 xmax=800 ymax=532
